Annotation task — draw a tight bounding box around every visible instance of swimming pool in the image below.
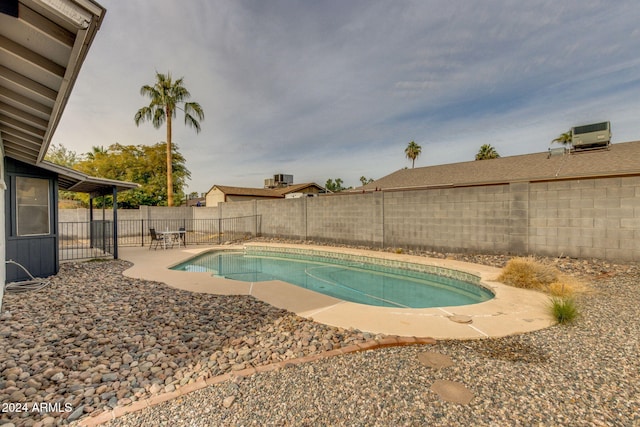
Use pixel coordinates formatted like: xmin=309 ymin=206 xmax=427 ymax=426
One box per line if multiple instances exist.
xmin=171 ymin=248 xmax=494 ymax=308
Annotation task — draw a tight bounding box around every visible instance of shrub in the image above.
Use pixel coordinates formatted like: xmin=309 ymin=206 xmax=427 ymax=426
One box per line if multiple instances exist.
xmin=549 ymin=297 xmax=578 ymax=324
xmin=499 ymin=257 xmax=586 ymax=325
xmin=498 ymin=256 xmax=591 ymax=297
xmin=497 ymin=257 xmax=558 ymax=291
xmin=547 ymin=275 xmax=591 ymax=297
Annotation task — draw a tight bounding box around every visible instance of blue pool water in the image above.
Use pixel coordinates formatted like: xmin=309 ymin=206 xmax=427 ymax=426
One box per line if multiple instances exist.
xmin=172 ymin=251 xmax=493 ymax=308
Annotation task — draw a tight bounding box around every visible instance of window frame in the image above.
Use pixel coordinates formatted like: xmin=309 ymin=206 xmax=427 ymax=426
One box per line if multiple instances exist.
xmin=16 ymin=176 xmax=51 ymax=237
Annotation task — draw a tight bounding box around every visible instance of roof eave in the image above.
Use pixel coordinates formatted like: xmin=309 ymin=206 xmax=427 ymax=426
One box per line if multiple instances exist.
xmin=37 ymin=2 xmax=106 ymax=162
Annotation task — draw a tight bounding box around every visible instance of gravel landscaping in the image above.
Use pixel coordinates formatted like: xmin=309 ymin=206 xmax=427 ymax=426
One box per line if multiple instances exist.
xmin=1 ymin=245 xmax=638 ymax=426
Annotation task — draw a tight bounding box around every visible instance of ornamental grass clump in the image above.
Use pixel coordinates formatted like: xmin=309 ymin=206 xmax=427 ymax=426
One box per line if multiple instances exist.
xmin=497 ymin=257 xmax=558 ymax=291
xmin=549 ymin=296 xmax=578 ymax=324
xmin=547 ymin=275 xmax=591 ymax=297
xmin=498 ymin=257 xmax=587 ymax=325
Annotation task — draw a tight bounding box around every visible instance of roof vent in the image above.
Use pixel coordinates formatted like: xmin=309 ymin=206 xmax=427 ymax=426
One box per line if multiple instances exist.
xmin=548 ymin=147 xmax=567 ymax=158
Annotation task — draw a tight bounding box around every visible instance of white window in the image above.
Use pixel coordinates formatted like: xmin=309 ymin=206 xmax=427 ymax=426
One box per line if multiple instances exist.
xmin=17 ymin=177 xmax=50 ymax=236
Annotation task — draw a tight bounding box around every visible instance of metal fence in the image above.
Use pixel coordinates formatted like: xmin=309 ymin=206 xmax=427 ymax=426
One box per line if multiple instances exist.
xmin=59 ymin=215 xmax=261 ymax=261
xmin=59 ymin=220 xmax=114 ymax=261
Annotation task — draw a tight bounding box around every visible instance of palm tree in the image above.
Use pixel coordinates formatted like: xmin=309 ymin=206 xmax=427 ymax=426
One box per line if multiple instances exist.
xmin=359 ymin=176 xmax=374 ymax=186
xmin=405 ymin=141 xmax=422 ymax=168
xmin=134 ymin=72 xmax=204 ymax=206
xmin=475 ymin=144 xmax=500 ymax=160
xmin=552 ymin=131 xmax=572 ymax=146
xmin=85 ymin=145 xmax=107 ymax=161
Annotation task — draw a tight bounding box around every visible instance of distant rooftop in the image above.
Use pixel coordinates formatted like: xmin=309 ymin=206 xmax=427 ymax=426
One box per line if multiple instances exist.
xmin=209 ymin=182 xmax=326 ymax=198
xmin=360 ymin=141 xmax=640 ymax=191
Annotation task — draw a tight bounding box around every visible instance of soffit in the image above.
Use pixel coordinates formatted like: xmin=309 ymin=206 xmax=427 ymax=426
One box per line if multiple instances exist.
xmin=0 ymin=0 xmax=105 ymax=165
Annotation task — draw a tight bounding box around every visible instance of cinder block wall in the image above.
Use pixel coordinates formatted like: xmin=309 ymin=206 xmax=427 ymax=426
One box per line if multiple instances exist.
xmin=60 ymin=174 xmax=640 ymax=261
xmin=218 ymin=175 xmax=640 ymax=261
xmin=383 ymin=185 xmax=512 ymax=253
xmin=306 ymin=193 xmax=384 ymax=246
xmin=140 ymin=206 xmax=193 ymax=221
xmin=528 ymin=176 xmax=640 ymax=261
xmin=58 ymin=208 xmax=141 ymax=222
xmin=219 ymin=200 xmax=254 ymax=219
xmin=257 ymin=198 xmax=306 ymax=239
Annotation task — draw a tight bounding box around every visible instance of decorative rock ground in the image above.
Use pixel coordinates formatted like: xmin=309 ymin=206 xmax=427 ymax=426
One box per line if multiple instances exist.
xmin=2 ymin=242 xmax=639 ymax=426
xmin=0 ymin=260 xmax=384 ymax=426
xmin=103 ymin=243 xmax=640 ymax=426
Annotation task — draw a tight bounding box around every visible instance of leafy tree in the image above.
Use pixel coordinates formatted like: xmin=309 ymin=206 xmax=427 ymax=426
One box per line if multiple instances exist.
xmin=404 ymin=141 xmax=422 ymax=168
xmin=325 ymin=178 xmax=347 ymax=192
xmin=360 ymin=176 xmax=374 ymax=186
xmin=85 ymin=145 xmax=107 ymax=161
xmin=45 ymin=143 xmax=79 ymax=167
xmin=75 ymin=142 xmax=191 ymax=208
xmin=134 ymin=72 xmax=204 ymax=206
xmin=552 ymin=131 xmax=572 ymax=146
xmin=45 ymin=144 xmax=82 ymax=204
xmin=475 ymin=144 xmax=501 ymax=160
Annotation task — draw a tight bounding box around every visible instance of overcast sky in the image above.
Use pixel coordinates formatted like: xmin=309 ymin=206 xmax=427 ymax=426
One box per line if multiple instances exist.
xmin=52 ymin=0 xmax=640 ymax=193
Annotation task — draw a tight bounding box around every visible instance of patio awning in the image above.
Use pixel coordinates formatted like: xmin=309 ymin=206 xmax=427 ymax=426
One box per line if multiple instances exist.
xmin=39 ymin=160 xmax=139 ymax=196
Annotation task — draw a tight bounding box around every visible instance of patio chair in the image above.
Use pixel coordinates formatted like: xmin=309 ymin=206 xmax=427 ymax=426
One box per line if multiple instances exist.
xmin=149 ymin=228 xmax=169 ymax=250
xmin=179 ymin=226 xmax=186 ymax=247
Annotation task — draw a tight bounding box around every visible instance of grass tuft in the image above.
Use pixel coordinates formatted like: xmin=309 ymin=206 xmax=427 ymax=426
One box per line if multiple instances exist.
xmin=549 ymin=297 xmax=578 ymax=324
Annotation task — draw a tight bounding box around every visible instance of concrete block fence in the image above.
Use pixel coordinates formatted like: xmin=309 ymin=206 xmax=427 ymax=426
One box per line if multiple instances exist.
xmin=59 ymin=175 xmax=640 ymax=261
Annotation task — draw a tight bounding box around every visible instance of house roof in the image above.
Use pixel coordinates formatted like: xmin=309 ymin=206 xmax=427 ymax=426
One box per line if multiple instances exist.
xmin=272 ymin=182 xmax=325 ymax=195
xmin=361 ymin=141 xmax=640 ymax=191
xmin=0 ymin=0 xmax=105 ymax=165
xmin=1 ymin=1 xmax=136 ymax=197
xmin=210 ymin=183 xmax=326 ymax=198
xmin=211 ymin=185 xmax=284 ymax=198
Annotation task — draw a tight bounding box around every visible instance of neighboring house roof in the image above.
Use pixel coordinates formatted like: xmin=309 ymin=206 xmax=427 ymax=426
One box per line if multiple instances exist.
xmin=211 ymin=185 xmax=285 ymax=198
xmin=0 ymin=0 xmax=106 ymax=165
xmin=360 ymin=141 xmax=640 ymax=191
xmin=272 ymin=182 xmax=325 ymax=195
xmin=185 ymin=197 xmax=205 ymax=207
xmin=209 ymin=183 xmax=326 ymax=198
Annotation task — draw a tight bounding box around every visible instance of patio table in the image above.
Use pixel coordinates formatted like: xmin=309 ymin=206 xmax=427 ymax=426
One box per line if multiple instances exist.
xmin=157 ymin=230 xmax=185 ymax=249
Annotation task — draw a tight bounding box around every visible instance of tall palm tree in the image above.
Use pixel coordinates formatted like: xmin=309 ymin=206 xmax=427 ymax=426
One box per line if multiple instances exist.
xmin=552 ymin=131 xmax=572 ymax=146
xmin=475 ymin=144 xmax=500 ymax=160
xmin=134 ymin=72 xmax=204 ymax=206
xmin=405 ymin=141 xmax=422 ymax=168
xmin=85 ymin=145 xmax=107 ymax=161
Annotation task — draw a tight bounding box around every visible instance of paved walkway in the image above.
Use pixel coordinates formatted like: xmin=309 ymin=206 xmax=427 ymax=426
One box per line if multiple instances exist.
xmin=119 ymin=243 xmax=554 ymax=339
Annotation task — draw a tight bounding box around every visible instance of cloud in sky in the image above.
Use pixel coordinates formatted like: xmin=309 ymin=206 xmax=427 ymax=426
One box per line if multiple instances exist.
xmin=52 ymin=0 xmax=640 ymax=193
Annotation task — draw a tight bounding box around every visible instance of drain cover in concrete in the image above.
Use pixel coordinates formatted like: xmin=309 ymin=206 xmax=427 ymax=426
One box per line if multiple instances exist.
xmin=417 ymin=352 xmax=454 ymax=369
xmin=430 ymin=380 xmax=474 ymax=404
xmin=449 ymin=314 xmax=473 ymax=324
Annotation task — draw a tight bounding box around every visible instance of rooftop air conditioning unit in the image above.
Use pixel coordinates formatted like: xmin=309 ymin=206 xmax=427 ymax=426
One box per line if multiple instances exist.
xmin=274 ymin=174 xmax=293 ymax=186
xmin=571 ymin=121 xmax=611 ymax=150
xmin=264 ymin=178 xmax=275 ymax=188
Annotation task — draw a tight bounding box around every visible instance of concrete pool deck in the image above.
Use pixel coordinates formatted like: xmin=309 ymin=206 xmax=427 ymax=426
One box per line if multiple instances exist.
xmin=118 ymin=243 xmax=555 ymax=339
